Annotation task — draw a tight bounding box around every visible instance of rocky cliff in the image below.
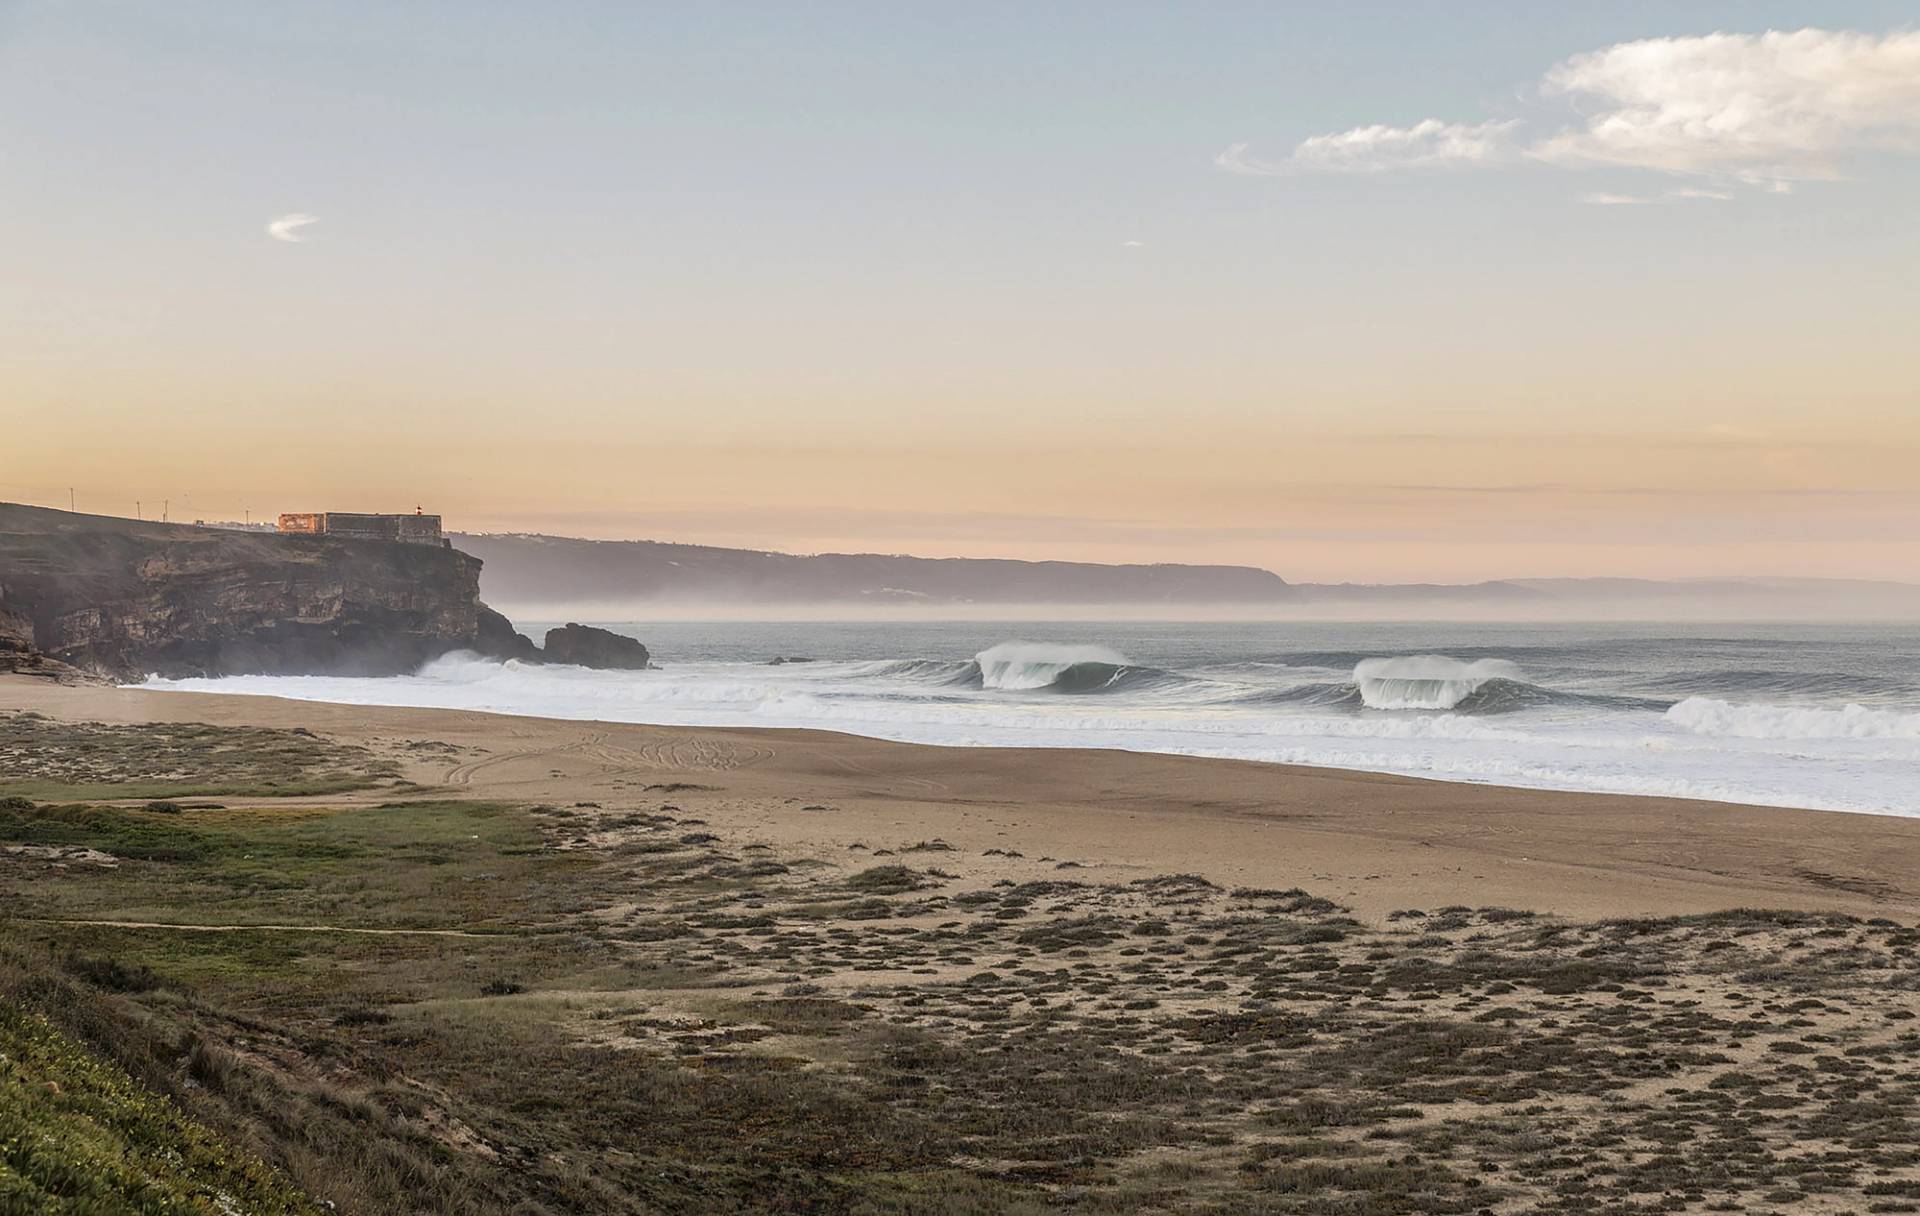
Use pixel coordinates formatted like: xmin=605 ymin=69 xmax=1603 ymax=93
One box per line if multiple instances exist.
xmin=0 ymin=503 xmax=537 ymax=680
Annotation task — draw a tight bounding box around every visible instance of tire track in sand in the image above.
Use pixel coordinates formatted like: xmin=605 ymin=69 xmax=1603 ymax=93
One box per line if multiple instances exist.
xmin=443 ymin=731 xmax=774 ymax=786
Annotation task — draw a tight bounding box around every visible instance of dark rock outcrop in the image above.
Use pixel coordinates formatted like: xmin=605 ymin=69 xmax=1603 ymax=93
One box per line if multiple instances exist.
xmin=0 ymin=600 xmax=34 ymax=657
xmin=541 ymin=623 xmax=650 ymax=670
xmin=0 ymin=596 xmax=86 ymax=680
xmin=0 ymin=502 xmax=538 ymax=680
xmin=476 ymin=606 xmax=541 ymax=663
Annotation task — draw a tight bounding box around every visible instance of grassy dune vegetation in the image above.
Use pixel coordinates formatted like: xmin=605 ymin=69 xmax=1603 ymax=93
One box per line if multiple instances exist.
xmin=0 ymin=1002 xmax=317 ymax=1215
xmin=0 ymin=710 xmax=399 ymax=801
xmin=2 ymin=717 xmax=1919 ymax=1213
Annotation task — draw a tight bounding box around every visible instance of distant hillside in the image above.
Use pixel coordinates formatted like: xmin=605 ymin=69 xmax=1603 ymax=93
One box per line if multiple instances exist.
xmin=450 ymin=533 xmax=1295 ymax=610
xmin=1295 ymin=576 xmax=1920 ymax=617
xmin=1293 ymin=580 xmax=1552 ymax=606
xmin=1503 ymin=576 xmax=1920 ymax=617
xmin=451 ymin=530 xmax=1920 ymax=619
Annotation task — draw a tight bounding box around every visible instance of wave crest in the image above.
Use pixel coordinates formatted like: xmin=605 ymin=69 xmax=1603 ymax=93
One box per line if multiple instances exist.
xmin=974 ymin=642 xmax=1132 ymax=692
xmin=1353 ymin=656 xmax=1523 ymax=711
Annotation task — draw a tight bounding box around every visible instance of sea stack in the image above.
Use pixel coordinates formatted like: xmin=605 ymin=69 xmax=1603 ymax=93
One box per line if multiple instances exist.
xmin=541 ymin=623 xmax=651 ymax=670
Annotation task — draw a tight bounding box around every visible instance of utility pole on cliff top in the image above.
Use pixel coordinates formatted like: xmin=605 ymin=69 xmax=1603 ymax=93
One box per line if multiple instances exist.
xmin=68 ymin=487 xmax=75 ymax=512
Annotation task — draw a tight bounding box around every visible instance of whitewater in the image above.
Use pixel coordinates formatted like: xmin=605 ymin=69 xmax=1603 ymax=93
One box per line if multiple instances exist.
xmin=141 ymin=620 xmax=1920 ymax=817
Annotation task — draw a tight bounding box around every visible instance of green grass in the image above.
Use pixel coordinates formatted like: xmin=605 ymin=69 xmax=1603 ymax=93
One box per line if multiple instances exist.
xmin=0 ymin=1001 xmax=317 ymax=1215
xmin=0 ymin=799 xmax=579 ymax=929
xmin=0 ymin=776 xmax=380 ymax=802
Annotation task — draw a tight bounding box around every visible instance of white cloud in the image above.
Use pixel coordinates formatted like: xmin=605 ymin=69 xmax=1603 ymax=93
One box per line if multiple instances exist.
xmin=1121 ymin=239 xmax=1146 ymax=247
xmin=266 ymin=213 xmax=319 ymax=242
xmin=1534 ymin=29 xmax=1920 ymax=184
xmin=1223 ymin=27 xmax=1920 ymax=191
xmin=1580 ymin=192 xmax=1652 ymax=206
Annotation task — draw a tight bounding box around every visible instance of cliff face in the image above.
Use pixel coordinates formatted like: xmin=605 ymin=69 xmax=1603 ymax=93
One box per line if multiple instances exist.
xmin=0 ymin=503 xmax=533 ymax=680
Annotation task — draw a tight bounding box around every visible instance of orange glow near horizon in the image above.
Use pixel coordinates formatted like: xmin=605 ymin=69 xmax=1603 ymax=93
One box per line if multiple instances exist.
xmin=9 ymin=390 xmax=1918 ymax=582
xmin=5 ymin=9 xmax=1918 ymax=585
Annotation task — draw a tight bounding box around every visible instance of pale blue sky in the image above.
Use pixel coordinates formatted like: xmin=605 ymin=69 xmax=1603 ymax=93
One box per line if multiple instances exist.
xmin=4 ymin=3 xmax=1917 ymax=580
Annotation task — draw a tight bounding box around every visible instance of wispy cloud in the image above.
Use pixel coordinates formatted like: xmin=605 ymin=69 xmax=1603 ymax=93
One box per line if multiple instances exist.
xmin=266 ymin=213 xmax=319 ymax=242
xmin=1221 ymin=28 xmax=1920 ymax=192
xmin=1670 ymin=186 xmax=1735 ymax=201
xmin=1216 ymin=120 xmax=1517 ymax=175
xmin=1579 ymin=187 xmax=1737 ymax=205
xmin=1291 ymin=119 xmax=1520 ymax=173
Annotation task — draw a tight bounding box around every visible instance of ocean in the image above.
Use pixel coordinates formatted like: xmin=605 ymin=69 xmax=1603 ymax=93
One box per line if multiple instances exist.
xmin=143 ymin=620 xmax=1920 ymax=817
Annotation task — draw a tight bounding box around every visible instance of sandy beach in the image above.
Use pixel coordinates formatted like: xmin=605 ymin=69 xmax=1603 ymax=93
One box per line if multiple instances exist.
xmin=9 ymin=673 xmax=1916 ymax=924
xmin=9 ymin=671 xmax=1920 ymax=1212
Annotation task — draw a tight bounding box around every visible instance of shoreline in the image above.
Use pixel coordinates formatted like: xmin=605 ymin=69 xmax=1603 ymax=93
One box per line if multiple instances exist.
xmin=126 ymin=683 xmax=1917 ymax=822
xmin=131 ymin=638 xmax=1920 ymax=819
xmin=6 ymin=672 xmax=1918 ymax=924
xmin=122 ymin=676 xmax=1918 ymax=820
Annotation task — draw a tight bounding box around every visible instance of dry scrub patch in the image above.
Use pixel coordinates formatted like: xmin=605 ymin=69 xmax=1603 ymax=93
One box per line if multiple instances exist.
xmin=3 ymin=789 xmax=1917 ymax=1214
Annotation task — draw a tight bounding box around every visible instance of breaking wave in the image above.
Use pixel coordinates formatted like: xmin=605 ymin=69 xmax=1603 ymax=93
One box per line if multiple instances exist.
xmin=974 ymin=642 xmax=1145 ymax=693
xmin=856 ymin=643 xmax=1190 ymax=695
xmin=1353 ymin=656 xmax=1524 ymax=710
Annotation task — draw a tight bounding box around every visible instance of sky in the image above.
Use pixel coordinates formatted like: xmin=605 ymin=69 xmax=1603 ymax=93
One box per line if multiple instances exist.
xmin=3 ymin=1 xmax=1918 ymax=583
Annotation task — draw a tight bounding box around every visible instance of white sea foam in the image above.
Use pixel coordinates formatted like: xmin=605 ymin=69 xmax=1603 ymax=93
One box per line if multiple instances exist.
xmin=1353 ymin=656 xmax=1521 ymax=710
xmin=1666 ymin=696 xmax=1920 ymax=740
xmin=138 ymin=641 xmax=1920 ymax=818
